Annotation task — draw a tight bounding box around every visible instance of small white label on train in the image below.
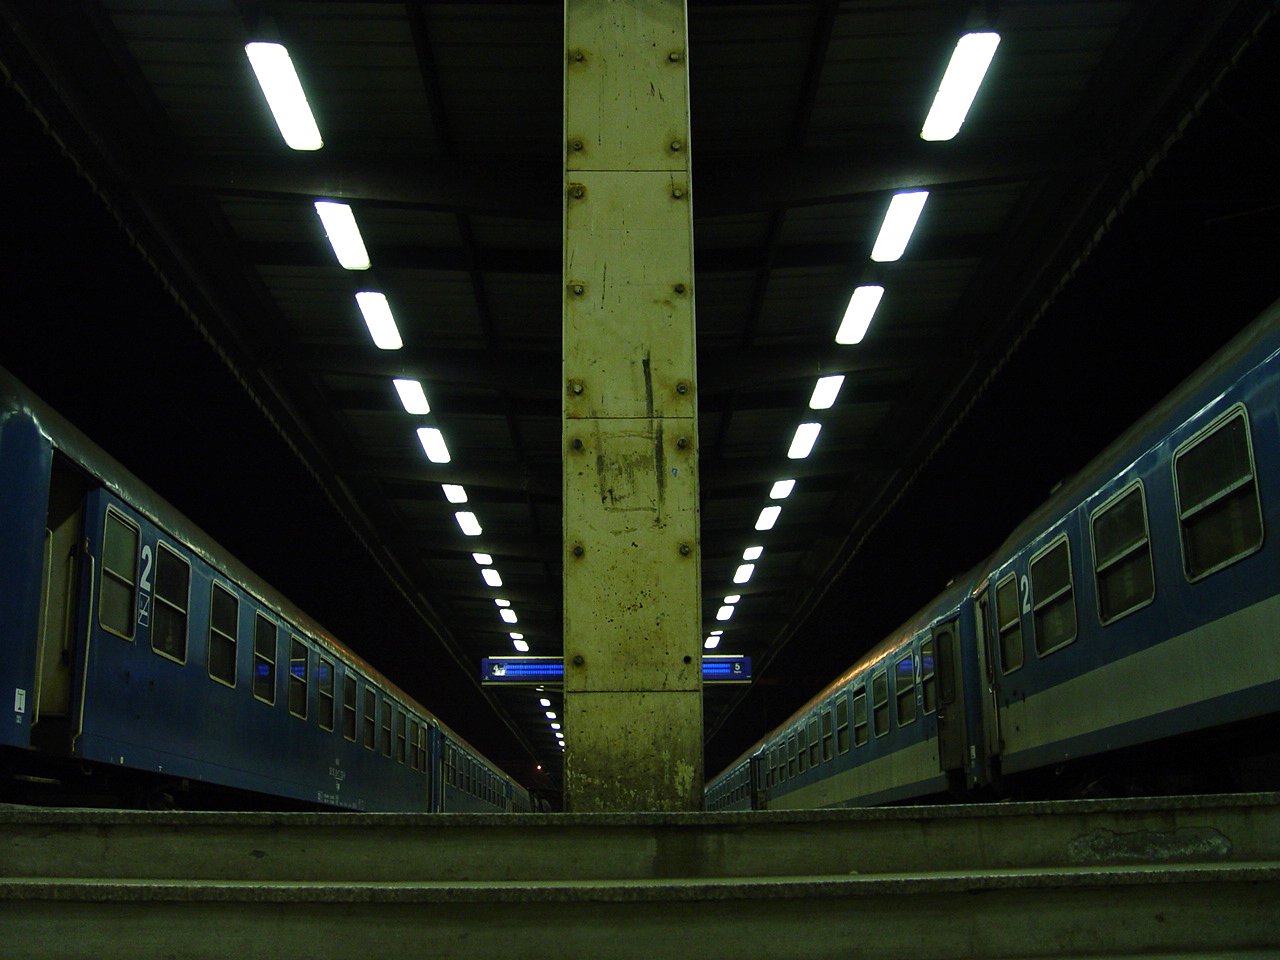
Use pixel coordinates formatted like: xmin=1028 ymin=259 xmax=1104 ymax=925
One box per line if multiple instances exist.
xmin=14 ymin=689 xmax=25 ymax=714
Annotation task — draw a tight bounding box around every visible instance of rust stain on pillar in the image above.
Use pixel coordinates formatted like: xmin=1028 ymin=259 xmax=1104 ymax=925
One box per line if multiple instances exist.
xmin=562 ymin=0 xmax=702 ymax=811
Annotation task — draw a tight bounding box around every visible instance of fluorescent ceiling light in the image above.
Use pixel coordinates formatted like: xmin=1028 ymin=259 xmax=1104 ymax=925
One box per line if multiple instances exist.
xmin=355 ymin=292 xmax=403 ymax=350
xmin=473 ymin=553 xmax=493 ymax=566
xmin=393 ymin=378 xmax=430 ymax=415
xmin=244 ymin=42 xmax=323 ymax=151
xmin=313 ymin=201 xmax=370 ymax=270
xmin=755 ymin=505 xmax=781 ymax=531
xmin=724 ymin=595 xmax=741 ymax=605
xmin=495 ymin=599 xmax=510 ymax=608
xmin=441 ymin=484 xmax=467 ymax=504
xmin=710 ymin=630 xmax=723 ymax=636
xmin=500 ymin=608 xmax=518 ymax=624
xmin=550 ymin=722 xmax=561 ymax=730
xmin=809 ymin=375 xmax=844 ymax=410
xmin=787 ymin=423 xmax=821 ymax=460
xmin=546 ymin=711 xmax=557 ymax=720
xmin=555 ymin=732 xmax=564 ymax=740
xmin=870 ymin=191 xmax=929 ymax=262
xmin=454 ymin=511 xmax=482 ymax=536
xmin=510 ymin=632 xmax=524 ymax=641
xmin=743 ymin=546 xmax=763 ymax=561
xmin=769 ymin=479 xmax=795 ymax=500
xmin=417 ymin=427 xmax=451 ymax=464
xmin=558 ymin=741 xmax=565 ymax=748
xmin=734 ymin=564 xmax=755 ymax=584
xmin=704 ymin=636 xmax=720 ymax=650
xmin=920 ymin=32 xmax=1001 ymax=142
xmin=539 ymin=698 xmax=551 ymax=707
xmin=835 ymin=286 xmax=884 ymax=345
xmin=481 ymin=568 xmax=503 ymax=587
xmin=715 ymin=605 xmax=735 ymax=622
xmin=512 ymin=639 xmax=530 ymax=653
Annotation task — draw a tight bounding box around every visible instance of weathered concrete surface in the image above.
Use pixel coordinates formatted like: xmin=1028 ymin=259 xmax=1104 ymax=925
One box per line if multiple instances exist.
xmin=561 ymin=0 xmax=702 ymax=811
xmin=2 ymin=868 xmax=1278 ymax=959
xmin=3 ymin=792 xmax=1277 ymax=882
xmin=4 ymin=794 xmax=1279 ymax=958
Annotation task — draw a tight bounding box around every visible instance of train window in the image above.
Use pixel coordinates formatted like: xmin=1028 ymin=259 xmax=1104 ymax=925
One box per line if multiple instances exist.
xmin=797 ymin=726 xmax=808 ymax=773
xmin=1030 ymin=536 xmax=1076 ymax=655
xmin=445 ymin=745 xmax=455 ymax=785
xmin=895 ymin=654 xmax=916 ymax=725
xmin=99 ymin=508 xmax=139 ymax=640
xmin=362 ymin=685 xmax=376 ymax=749
xmin=381 ymin=701 xmax=393 ymax=758
xmin=821 ymin=709 xmax=834 ymax=762
xmin=852 ymin=686 xmax=868 ymax=746
xmin=252 ymin=615 xmax=276 ymax=704
xmin=836 ymin=696 xmax=850 ymax=753
xmin=208 ymin=583 xmax=238 ymax=686
xmin=318 ymin=658 xmax=335 ymax=731
xmin=872 ymin=671 xmax=889 ymax=737
xmin=808 ymin=718 xmax=820 ymax=766
xmin=1174 ymin=407 xmax=1263 ymax=581
xmin=342 ymin=674 xmax=357 ymax=741
xmin=409 ymin=721 xmax=420 ymax=771
xmin=288 ymin=637 xmax=307 ymax=718
xmin=920 ymin=636 xmax=937 ymax=714
xmin=396 ymin=710 xmax=407 ymax=764
xmin=995 ymin=574 xmax=1024 ymax=673
xmin=151 ymin=543 xmax=189 ymax=663
xmin=787 ymin=734 xmax=797 ymax=777
xmin=419 ymin=725 xmax=429 ymax=771
xmin=1091 ymin=483 xmax=1155 ymax=623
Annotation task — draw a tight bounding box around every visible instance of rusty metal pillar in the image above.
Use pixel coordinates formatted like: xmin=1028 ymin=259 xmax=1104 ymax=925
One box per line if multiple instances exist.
xmin=562 ymin=0 xmax=702 ymax=811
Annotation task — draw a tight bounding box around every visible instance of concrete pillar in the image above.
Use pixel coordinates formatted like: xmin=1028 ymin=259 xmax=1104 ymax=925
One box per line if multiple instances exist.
xmin=562 ymin=0 xmax=702 ymax=811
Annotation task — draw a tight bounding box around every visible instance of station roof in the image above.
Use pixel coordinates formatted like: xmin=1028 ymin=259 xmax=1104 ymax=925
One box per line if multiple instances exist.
xmin=1 ymin=0 xmax=1277 ymax=792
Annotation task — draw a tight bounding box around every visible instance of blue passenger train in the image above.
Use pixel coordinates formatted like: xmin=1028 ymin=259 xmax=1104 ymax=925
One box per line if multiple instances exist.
xmin=708 ymin=296 xmax=1280 ymax=811
xmin=0 ymin=368 xmax=529 ymax=812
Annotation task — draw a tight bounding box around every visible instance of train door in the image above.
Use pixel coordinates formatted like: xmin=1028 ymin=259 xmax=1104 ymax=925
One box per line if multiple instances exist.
xmin=31 ymin=457 xmax=90 ymax=751
xmin=972 ymin=584 xmax=1003 ymax=769
xmin=933 ymin=618 xmax=967 ymax=783
xmin=749 ymin=753 xmax=768 ymax=810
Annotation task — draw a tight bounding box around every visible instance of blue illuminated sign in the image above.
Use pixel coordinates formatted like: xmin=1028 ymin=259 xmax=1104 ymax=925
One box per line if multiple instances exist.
xmin=481 ymin=655 xmax=752 ymax=685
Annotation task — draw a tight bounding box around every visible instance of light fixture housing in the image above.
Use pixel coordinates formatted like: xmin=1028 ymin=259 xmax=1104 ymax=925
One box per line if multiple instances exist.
xmin=500 ymin=608 xmax=518 ymax=624
xmin=703 ymin=636 xmax=720 ymax=650
xmin=313 ymin=201 xmax=370 ymax=270
xmin=244 ymin=42 xmax=323 ymax=151
xmin=441 ymin=484 xmax=467 ymax=504
xmin=733 ymin=563 xmax=755 ymax=584
xmin=920 ymin=32 xmax=1001 ymax=142
xmin=512 ymin=638 xmax=530 ymax=653
xmin=787 ymin=423 xmax=821 ymax=460
xmin=418 ymin=427 xmax=451 ymax=464
xmin=355 ymin=292 xmax=403 ymax=350
xmin=769 ymin=479 xmax=795 ymax=500
xmin=835 ymin=286 xmax=884 ymax=345
xmin=715 ymin=605 xmax=735 ymax=622
xmin=743 ymin=546 xmax=764 ymax=561
xmin=755 ymin=506 xmax=781 ymax=531
xmin=454 ymin=511 xmax=482 ymax=536
xmin=393 ymin=378 xmax=430 ymax=415
xmin=481 ymin=568 xmax=503 ymax=587
xmin=809 ymin=375 xmax=845 ymax=410
xmin=473 ymin=553 xmax=493 ymax=566
xmin=870 ymin=191 xmax=929 ymax=262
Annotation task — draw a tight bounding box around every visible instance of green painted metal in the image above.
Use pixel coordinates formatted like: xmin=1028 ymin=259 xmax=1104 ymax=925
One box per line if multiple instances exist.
xmin=562 ymin=0 xmax=702 ymax=811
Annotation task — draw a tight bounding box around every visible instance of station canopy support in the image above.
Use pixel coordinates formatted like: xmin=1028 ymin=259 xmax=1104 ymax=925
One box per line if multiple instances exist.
xmin=562 ymin=0 xmax=702 ymax=811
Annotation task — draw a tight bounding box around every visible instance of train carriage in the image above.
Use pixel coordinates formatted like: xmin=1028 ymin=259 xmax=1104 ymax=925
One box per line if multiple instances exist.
xmin=1 ymin=366 xmax=525 ymax=812
xmin=710 ymin=295 xmax=1280 ymax=810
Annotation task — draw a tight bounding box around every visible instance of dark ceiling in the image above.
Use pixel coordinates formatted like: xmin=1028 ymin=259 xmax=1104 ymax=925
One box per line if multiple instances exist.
xmin=1 ymin=0 xmax=1277 ymax=799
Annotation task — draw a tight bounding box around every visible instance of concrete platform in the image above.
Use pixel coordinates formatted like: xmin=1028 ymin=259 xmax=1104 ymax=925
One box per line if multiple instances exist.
xmin=3 ymin=793 xmax=1278 ymax=958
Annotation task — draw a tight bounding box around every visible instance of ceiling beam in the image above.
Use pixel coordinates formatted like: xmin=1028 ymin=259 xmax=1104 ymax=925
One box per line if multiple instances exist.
xmin=175 ymin=137 xmax=1079 ymax=219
